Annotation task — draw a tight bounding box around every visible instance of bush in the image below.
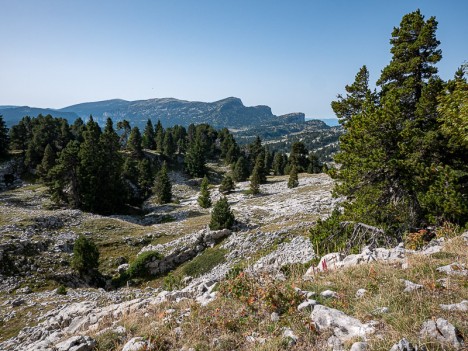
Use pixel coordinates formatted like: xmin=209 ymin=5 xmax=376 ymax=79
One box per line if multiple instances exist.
xmin=404 ymin=229 xmax=435 ymax=250
xmin=56 ymin=285 xmax=67 ymax=295
xmin=163 ymin=272 xmax=183 ymax=291
xmin=209 ymin=196 xmax=235 ymax=230
xmin=182 ymin=248 xmax=227 ymax=277
xmin=219 ymin=175 xmax=235 ymax=194
xmin=127 ymin=251 xmax=164 ymax=279
xmin=71 ymin=235 xmax=99 ymax=275
xmin=310 ymin=209 xmax=350 ymax=256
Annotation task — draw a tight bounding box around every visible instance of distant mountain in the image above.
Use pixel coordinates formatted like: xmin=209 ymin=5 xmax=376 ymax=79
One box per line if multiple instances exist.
xmin=60 ymin=97 xmax=284 ymax=129
xmin=0 ymin=106 xmax=79 ymax=127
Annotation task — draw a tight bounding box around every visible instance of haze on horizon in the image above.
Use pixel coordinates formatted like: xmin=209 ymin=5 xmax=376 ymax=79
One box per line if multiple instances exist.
xmin=1 ymin=0 xmax=467 ymax=119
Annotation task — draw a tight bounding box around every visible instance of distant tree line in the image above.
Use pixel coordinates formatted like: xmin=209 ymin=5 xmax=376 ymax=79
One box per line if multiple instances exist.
xmin=4 ymin=112 xmax=325 ymax=214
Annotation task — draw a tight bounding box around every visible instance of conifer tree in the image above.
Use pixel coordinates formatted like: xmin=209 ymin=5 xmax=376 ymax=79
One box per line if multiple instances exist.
xmin=288 ymin=164 xmax=299 ymax=188
xmin=289 ymin=142 xmax=309 ymax=172
xmin=307 ymin=153 xmax=322 ymax=174
xmin=137 ymin=158 xmax=154 ymax=199
xmin=154 ymin=162 xmax=172 ymax=204
xmin=219 ymin=174 xmax=235 ymax=194
xmin=99 ymin=118 xmax=125 ymax=212
xmin=209 ymin=196 xmax=235 ymax=230
xmin=116 ymin=120 xmax=131 ymax=149
xmin=0 ymin=116 xmax=10 ymax=159
xmin=163 ymin=130 xmax=176 ymax=158
xmin=197 ymin=176 xmax=211 ymax=208
xmin=233 ymin=156 xmax=249 ymax=181
xmin=250 ymin=163 xmax=261 ymax=195
xmin=127 ymin=127 xmax=143 ymax=159
xmin=37 ymin=144 xmax=56 ymax=181
xmin=185 ymin=138 xmax=206 ymax=177
xmin=254 ymin=154 xmax=267 ymax=184
xmin=142 ymin=119 xmax=156 ymax=150
xmin=272 ymin=152 xmax=285 ymax=175
xmin=155 ymin=120 xmax=165 ymax=152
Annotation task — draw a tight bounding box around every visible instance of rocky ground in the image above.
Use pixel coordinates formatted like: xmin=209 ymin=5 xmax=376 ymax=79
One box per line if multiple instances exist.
xmin=0 ymin=170 xmax=467 ymax=350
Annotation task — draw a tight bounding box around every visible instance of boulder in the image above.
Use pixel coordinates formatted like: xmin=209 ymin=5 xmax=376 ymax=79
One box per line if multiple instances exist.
xmin=311 ymin=305 xmax=375 ymax=341
xmin=401 ymin=280 xmax=423 ymax=292
xmin=122 ymin=337 xmax=147 ymax=351
xmin=350 ymin=341 xmax=368 ymax=351
xmin=439 ymin=300 xmax=468 ymax=312
xmin=389 ymin=338 xmax=420 ymax=351
xmin=420 ymin=318 xmax=464 ymax=349
xmin=436 ymin=263 xmax=468 ymax=277
xmin=297 ymin=299 xmax=317 ymax=312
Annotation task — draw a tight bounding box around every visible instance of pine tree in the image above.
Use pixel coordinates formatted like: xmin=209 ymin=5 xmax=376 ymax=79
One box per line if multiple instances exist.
xmin=137 ymin=158 xmax=154 ymax=199
xmin=77 ymin=118 xmax=103 ymax=212
xmin=163 ymin=130 xmax=176 ymax=158
xmin=48 ymin=141 xmax=81 ymax=207
xmin=209 ymin=196 xmax=235 ymax=230
xmin=127 ymin=127 xmax=143 ymax=159
xmin=254 ymin=154 xmax=267 ymax=184
xmin=288 ymin=142 xmax=309 ymax=172
xmin=307 ymin=153 xmax=322 ymax=174
xmin=116 ymin=120 xmax=131 ymax=149
xmin=71 ymin=235 xmax=99 ymax=276
xmin=99 ymin=118 xmax=125 ymax=212
xmin=233 ymin=156 xmax=249 ymax=181
xmin=219 ymin=174 xmax=235 ymax=194
xmin=272 ymin=152 xmax=285 ymax=175
xmin=154 ymin=162 xmax=172 ymax=204
xmin=0 ymin=116 xmax=10 ymax=158
xmin=250 ymin=163 xmax=261 ymax=195
xmin=155 ymin=120 xmax=165 ymax=153
xmin=37 ymin=144 xmax=56 ymax=181
xmin=288 ymin=164 xmax=299 ymax=188
xmin=185 ymin=138 xmax=206 ymax=177
xmin=197 ymin=176 xmax=211 ymax=208
xmin=142 ymin=119 xmax=156 ymax=150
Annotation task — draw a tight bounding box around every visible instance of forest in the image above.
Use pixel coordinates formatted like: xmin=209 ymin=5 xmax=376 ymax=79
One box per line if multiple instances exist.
xmin=0 ymin=114 xmax=323 ymax=215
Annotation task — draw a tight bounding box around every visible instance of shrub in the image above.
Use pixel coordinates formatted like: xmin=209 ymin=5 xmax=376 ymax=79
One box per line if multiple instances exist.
xmin=71 ymin=235 xmax=99 ymax=275
xmin=404 ymin=229 xmax=435 ymax=250
xmin=309 ymin=209 xmax=350 ymax=256
xmin=127 ymin=251 xmax=164 ymax=279
xmin=219 ymin=175 xmax=235 ymax=194
xmin=182 ymin=248 xmax=227 ymax=277
xmin=163 ymin=272 xmax=183 ymax=291
xmin=197 ymin=176 xmax=211 ymax=208
xmin=56 ymin=285 xmax=67 ymax=295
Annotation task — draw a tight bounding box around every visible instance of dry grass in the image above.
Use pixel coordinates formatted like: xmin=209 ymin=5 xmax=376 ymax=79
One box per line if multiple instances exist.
xmin=89 ymin=236 xmax=467 ymax=351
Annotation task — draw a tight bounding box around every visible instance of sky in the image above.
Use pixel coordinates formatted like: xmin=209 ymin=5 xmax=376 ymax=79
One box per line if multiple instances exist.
xmin=1 ymin=0 xmax=467 ymax=119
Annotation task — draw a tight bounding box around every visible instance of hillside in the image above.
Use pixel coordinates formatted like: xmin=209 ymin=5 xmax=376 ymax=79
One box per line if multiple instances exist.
xmin=0 ymin=106 xmax=79 ymax=127
xmin=0 ymin=169 xmax=466 ymax=351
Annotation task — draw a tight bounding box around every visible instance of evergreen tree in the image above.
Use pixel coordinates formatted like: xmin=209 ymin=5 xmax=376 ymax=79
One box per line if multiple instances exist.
xmin=330 ymin=10 xmax=468 ymax=236
xmin=142 ymin=119 xmax=156 ymax=150
xmin=307 ymin=153 xmax=322 ymax=174
xmin=0 ymin=116 xmax=9 ymax=159
xmin=250 ymin=163 xmax=261 ymax=195
xmin=233 ymin=156 xmax=249 ymax=182
xmin=58 ymin=119 xmax=72 ymax=151
xmin=99 ymin=118 xmax=125 ymax=212
xmin=137 ymin=158 xmax=154 ymax=199
xmin=37 ymin=144 xmax=56 ymax=181
xmin=154 ymin=162 xmax=172 ymax=204
xmin=9 ymin=118 xmax=29 ymax=152
xmin=71 ymin=117 xmax=85 ymax=143
xmin=254 ymin=154 xmax=267 ymax=184
xmin=163 ymin=130 xmax=176 ymax=158
xmin=209 ymin=196 xmax=235 ymax=230
xmin=116 ymin=120 xmax=131 ymax=149
xmin=77 ymin=118 xmax=103 ymax=212
xmin=127 ymin=127 xmax=144 ymax=159
xmin=288 ymin=164 xmax=299 ymax=188
xmin=48 ymin=141 xmax=81 ymax=207
xmin=219 ymin=174 xmax=235 ymax=194
xmin=71 ymin=235 xmax=99 ymax=276
xmin=185 ymin=138 xmax=206 ymax=177
xmin=155 ymin=120 xmax=165 ymax=152
xmin=288 ymin=141 xmax=309 ymax=172
xmin=272 ymin=152 xmax=285 ymax=175
xmin=197 ymin=176 xmax=212 ymax=208
xmin=331 ymin=65 xmax=375 ymax=127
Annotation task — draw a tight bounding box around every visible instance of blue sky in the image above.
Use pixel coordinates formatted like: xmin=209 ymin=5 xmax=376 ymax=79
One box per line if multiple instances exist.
xmin=1 ymin=0 xmax=467 ymax=119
